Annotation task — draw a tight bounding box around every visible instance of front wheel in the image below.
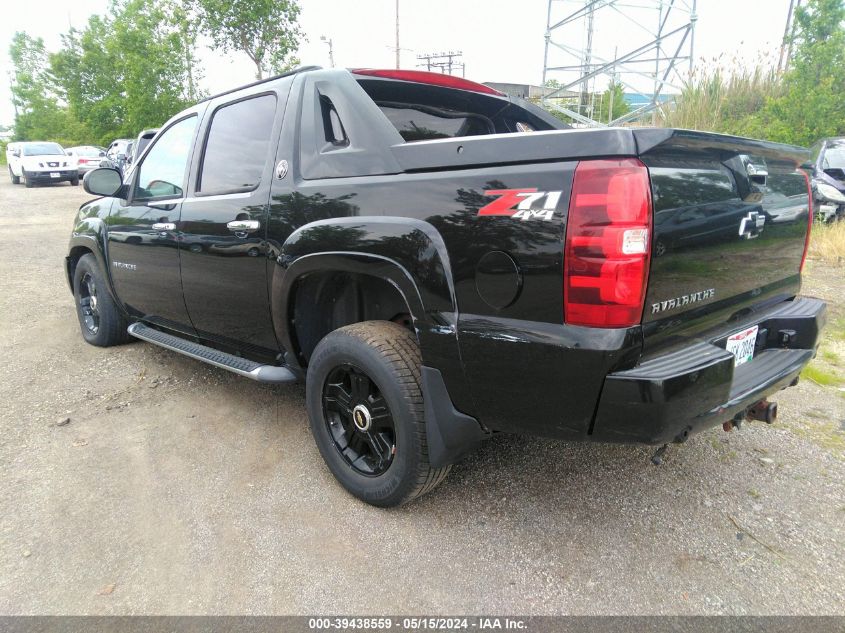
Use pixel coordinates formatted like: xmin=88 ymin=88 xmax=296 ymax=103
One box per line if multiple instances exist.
xmin=23 ymin=170 xmax=33 ymax=188
xmin=306 ymin=321 xmax=450 ymax=507
xmin=73 ymin=254 xmax=131 ymax=347
xmin=9 ymin=168 xmax=20 ymax=185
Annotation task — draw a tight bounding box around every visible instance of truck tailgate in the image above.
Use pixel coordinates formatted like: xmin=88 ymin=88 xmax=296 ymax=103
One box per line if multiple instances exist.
xmin=633 ymin=129 xmax=812 ymax=354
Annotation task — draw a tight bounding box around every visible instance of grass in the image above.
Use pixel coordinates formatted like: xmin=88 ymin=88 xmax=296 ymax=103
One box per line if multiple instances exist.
xmin=800 ymin=364 xmax=843 ymax=388
xmin=791 ymin=419 xmax=845 ymax=453
xmin=821 ymin=349 xmax=841 ymax=364
xmin=658 ymin=60 xmax=782 ymax=135
xmin=830 ymin=318 xmax=845 ymax=342
xmin=809 ymin=221 xmax=845 ymax=266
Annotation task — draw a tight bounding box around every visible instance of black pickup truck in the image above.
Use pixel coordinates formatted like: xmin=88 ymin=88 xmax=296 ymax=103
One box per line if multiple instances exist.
xmin=67 ymin=67 xmax=825 ymax=506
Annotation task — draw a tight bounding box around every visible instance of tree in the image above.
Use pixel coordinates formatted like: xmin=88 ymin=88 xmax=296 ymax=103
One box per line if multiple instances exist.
xmin=190 ymin=0 xmax=304 ymax=79
xmin=595 ymin=80 xmax=630 ymax=124
xmin=51 ymin=0 xmax=202 ymax=145
xmin=8 ymin=32 xmax=86 ymax=144
xmin=758 ymin=0 xmax=845 ymax=145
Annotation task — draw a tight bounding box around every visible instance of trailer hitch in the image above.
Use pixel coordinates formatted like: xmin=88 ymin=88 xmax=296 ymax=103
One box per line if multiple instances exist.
xmin=746 ymin=399 xmax=778 ymax=424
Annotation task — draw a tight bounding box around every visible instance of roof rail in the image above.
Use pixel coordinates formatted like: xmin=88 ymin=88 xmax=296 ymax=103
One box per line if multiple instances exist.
xmin=198 ymin=65 xmax=322 ymax=104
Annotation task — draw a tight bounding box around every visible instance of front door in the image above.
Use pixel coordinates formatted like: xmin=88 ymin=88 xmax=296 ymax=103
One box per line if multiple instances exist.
xmin=107 ymin=114 xmax=200 ymax=335
xmin=179 ymin=91 xmax=284 ymax=357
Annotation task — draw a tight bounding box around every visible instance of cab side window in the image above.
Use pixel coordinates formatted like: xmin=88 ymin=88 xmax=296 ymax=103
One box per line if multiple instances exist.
xmin=134 ymin=116 xmax=197 ymax=200
xmin=197 ymin=94 xmax=277 ymax=195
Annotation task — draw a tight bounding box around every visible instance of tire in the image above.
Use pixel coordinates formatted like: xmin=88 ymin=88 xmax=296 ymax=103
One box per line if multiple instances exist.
xmin=73 ymin=254 xmax=131 ymax=347
xmin=70 ymin=175 xmax=79 ymax=186
xmin=23 ymin=170 xmax=33 ymax=188
xmin=306 ymin=321 xmax=450 ymax=507
xmin=9 ymin=168 xmax=19 ymax=185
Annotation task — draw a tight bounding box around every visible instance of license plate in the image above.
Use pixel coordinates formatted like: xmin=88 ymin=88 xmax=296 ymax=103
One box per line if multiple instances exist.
xmin=726 ymin=325 xmax=759 ymax=367
xmin=50 ymin=172 xmax=60 ymax=178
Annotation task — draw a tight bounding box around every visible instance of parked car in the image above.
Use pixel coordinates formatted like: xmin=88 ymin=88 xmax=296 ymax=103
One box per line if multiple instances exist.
xmin=7 ymin=141 xmax=79 ymax=187
xmin=68 ymin=67 xmax=824 ymax=506
xmin=65 ymin=145 xmax=107 ymax=176
xmin=808 ymin=137 xmax=845 ymax=222
xmin=104 ymin=138 xmax=133 ymax=174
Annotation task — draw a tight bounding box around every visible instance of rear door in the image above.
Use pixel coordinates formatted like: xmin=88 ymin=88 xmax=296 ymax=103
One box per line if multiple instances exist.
xmin=107 ymin=115 xmax=200 ymax=335
xmin=178 ymin=85 xmax=289 ymax=358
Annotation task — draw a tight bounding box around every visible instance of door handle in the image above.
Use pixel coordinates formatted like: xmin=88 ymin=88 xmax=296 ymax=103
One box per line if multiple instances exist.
xmin=151 ymin=222 xmax=176 ymax=231
xmin=227 ymin=220 xmax=260 ymax=234
xmin=149 ymin=202 xmax=178 ymax=211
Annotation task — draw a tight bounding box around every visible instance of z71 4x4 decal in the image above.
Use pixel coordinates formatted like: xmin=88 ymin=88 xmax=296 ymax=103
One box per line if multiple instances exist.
xmin=478 ymin=188 xmax=563 ymax=221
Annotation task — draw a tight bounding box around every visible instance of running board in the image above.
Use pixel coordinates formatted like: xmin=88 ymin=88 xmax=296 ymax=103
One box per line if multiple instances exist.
xmin=127 ymin=322 xmax=297 ymax=384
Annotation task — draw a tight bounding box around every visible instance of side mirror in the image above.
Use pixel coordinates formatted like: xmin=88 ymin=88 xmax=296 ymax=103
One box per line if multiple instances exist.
xmin=116 ymin=153 xmax=126 ymax=161
xmin=12 ymin=150 xmax=20 ymax=157
xmin=99 ymin=151 xmax=106 ymax=157
xmin=83 ymin=168 xmax=123 ymax=197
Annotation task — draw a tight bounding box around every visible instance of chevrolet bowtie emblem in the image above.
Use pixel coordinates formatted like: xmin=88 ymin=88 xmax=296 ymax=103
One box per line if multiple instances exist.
xmin=739 ymin=211 xmax=765 ymax=239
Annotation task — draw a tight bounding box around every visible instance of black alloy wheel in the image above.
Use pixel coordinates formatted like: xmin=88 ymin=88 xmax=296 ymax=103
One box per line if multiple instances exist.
xmin=72 ymin=253 xmax=131 ymax=347
xmin=78 ymin=271 xmax=100 ymax=335
xmin=306 ymin=321 xmax=451 ymax=506
xmin=323 ymin=364 xmax=396 ymax=476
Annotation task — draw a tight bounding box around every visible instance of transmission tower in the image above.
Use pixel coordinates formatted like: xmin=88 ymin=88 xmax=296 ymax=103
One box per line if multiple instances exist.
xmin=541 ymin=0 xmax=697 ymax=127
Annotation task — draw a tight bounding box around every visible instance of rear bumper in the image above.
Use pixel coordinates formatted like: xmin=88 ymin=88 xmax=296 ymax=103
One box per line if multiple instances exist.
xmin=591 ymin=296 xmax=826 ymax=444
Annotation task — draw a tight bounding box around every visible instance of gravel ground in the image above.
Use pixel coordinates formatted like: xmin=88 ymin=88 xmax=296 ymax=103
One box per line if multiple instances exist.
xmin=0 ymin=177 xmax=843 ymax=615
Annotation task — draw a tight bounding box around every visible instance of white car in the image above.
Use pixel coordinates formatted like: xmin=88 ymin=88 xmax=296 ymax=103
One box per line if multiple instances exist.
xmin=7 ymin=141 xmax=79 ymax=187
xmin=65 ymin=145 xmax=107 ymax=175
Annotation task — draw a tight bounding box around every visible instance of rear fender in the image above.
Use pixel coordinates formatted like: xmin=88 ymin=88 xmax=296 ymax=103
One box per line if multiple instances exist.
xmin=272 ymin=216 xmax=458 ymax=368
xmin=272 ymin=216 xmax=486 ymax=466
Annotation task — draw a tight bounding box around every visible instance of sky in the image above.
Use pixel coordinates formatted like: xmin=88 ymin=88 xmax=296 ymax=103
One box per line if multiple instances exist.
xmin=0 ymin=0 xmax=794 ymax=129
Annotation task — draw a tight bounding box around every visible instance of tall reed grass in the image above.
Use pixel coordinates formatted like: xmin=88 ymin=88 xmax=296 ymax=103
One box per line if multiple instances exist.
xmin=660 ymin=55 xmax=783 ymax=136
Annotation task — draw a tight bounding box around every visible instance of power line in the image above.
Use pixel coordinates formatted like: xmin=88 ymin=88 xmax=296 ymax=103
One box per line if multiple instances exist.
xmin=416 ymin=51 xmax=465 ymax=76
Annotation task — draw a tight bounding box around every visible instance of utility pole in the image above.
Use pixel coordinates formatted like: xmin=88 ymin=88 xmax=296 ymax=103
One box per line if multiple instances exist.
xmin=689 ymin=0 xmax=697 ymax=74
xmin=783 ymin=0 xmax=802 ymax=72
xmin=320 ymin=35 xmax=335 ymax=68
xmin=395 ymin=0 xmax=400 ymax=69
xmin=8 ymin=72 xmax=19 ymax=120
xmin=780 ymin=0 xmax=802 ymax=73
xmin=652 ymin=0 xmax=663 ymax=126
xmin=582 ymin=1 xmax=595 ymax=117
xmin=608 ymin=47 xmax=618 ymax=124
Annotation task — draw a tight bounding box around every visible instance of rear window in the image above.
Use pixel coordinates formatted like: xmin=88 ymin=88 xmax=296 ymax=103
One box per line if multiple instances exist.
xmin=356 ymin=77 xmax=563 ymax=143
xmin=379 ymin=104 xmax=492 ymax=141
xmin=198 ymin=93 xmax=277 ymax=194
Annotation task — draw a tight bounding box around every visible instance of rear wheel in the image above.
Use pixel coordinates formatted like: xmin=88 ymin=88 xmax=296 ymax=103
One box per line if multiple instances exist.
xmin=70 ymin=175 xmax=79 ymax=186
xmin=73 ymin=254 xmax=131 ymax=347
xmin=306 ymin=321 xmax=450 ymax=507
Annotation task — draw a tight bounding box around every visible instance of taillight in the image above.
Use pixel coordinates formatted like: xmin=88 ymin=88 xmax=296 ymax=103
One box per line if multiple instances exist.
xmin=564 ymin=158 xmax=652 ymax=328
xmin=800 ymin=169 xmax=813 ymax=273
